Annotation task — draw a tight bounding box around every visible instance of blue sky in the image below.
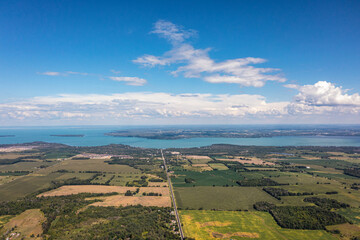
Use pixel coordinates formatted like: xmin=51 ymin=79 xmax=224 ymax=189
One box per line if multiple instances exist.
xmin=1 ymin=0 xmax=360 ymax=125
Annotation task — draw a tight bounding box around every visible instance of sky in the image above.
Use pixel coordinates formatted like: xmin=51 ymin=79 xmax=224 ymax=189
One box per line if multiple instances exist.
xmin=0 ymin=0 xmax=360 ymax=125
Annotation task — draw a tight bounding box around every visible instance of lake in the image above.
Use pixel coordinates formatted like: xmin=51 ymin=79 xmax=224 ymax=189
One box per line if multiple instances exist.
xmin=1 ymin=126 xmax=360 ymax=148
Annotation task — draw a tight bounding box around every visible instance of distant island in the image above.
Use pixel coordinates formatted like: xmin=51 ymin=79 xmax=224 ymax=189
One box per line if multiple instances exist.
xmin=106 ymin=126 xmax=360 ymax=140
xmin=0 ymin=135 xmax=15 ymax=137
xmin=50 ymin=134 xmax=84 ymax=137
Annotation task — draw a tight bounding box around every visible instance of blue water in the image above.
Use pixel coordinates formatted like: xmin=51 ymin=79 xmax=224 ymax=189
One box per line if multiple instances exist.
xmin=0 ymin=126 xmax=360 ymax=148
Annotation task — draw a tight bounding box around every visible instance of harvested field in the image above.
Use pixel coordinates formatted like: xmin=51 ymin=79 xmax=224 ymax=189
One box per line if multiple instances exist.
xmin=186 ymin=155 xmax=212 ymax=160
xmin=0 ymin=146 xmax=36 ymax=152
xmin=192 ymin=164 xmax=213 ymax=171
xmin=38 ymin=185 xmax=169 ymax=197
xmin=89 ymin=195 xmax=171 ymax=207
xmin=0 ymin=209 xmax=45 ymax=240
xmin=185 ymin=155 xmax=212 ymax=164
xmin=38 ymin=185 xmax=137 ymax=197
xmin=217 ymin=156 xmax=275 ymax=166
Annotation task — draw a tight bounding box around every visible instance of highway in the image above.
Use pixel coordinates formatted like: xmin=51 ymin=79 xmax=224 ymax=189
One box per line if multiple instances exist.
xmin=161 ymin=149 xmax=184 ymax=240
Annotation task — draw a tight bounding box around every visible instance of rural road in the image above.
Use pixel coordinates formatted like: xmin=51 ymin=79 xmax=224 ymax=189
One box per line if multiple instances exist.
xmin=161 ymin=149 xmax=184 ymax=240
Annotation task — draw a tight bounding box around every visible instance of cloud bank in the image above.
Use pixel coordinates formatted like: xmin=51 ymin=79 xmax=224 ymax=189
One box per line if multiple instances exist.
xmin=1 ymin=81 xmax=359 ymax=124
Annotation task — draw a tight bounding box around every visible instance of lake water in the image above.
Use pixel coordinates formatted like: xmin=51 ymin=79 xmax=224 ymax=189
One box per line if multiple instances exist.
xmin=1 ymin=126 xmax=360 ymax=148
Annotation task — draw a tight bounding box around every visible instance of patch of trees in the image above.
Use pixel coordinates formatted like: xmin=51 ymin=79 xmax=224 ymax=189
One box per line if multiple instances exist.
xmin=184 ymin=178 xmax=195 ymax=184
xmin=254 ymin=202 xmax=348 ymax=229
xmin=0 ymin=158 xmax=22 ymax=165
xmin=263 ymin=187 xmax=313 ymax=200
xmin=0 ymin=171 xmax=30 ymax=176
xmin=344 ymin=168 xmax=360 ymax=178
xmin=47 ymin=205 xmax=179 ymax=239
xmin=71 ymin=157 xmax=90 ymax=160
xmin=126 ymin=176 xmax=148 ymax=187
xmin=149 ymin=178 xmax=164 ymax=182
xmin=0 ymin=193 xmax=114 ymax=233
xmin=142 ymin=192 xmax=162 ymax=196
xmin=325 ymin=191 xmax=338 ymax=194
xmin=303 ymin=197 xmax=350 ymax=209
xmin=236 ymin=178 xmax=281 ymax=187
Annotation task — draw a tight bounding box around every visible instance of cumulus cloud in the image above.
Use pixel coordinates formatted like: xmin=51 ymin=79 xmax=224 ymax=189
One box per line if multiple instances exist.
xmin=134 ymin=20 xmax=286 ymax=87
xmin=109 ymin=77 xmax=147 ymax=86
xmin=285 ymin=81 xmax=360 ymax=106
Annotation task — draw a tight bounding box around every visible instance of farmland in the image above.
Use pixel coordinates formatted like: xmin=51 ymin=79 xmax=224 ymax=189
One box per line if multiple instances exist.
xmin=1 ymin=143 xmax=360 ymax=239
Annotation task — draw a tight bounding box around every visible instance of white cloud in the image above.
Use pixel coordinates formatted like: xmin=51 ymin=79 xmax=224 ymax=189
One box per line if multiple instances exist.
xmin=38 ymin=72 xmax=62 ymax=76
xmin=286 ymin=81 xmax=360 ymax=106
xmin=1 ymin=88 xmax=360 ymax=124
xmin=151 ymin=20 xmax=196 ymax=44
xmin=134 ymin=20 xmax=286 ymax=87
xmin=109 ymin=77 xmax=147 ymax=86
xmin=0 ymin=92 xmax=288 ymax=122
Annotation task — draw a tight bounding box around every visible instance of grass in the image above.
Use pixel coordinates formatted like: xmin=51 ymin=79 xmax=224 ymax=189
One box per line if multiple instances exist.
xmin=336 ymin=208 xmax=360 ymax=224
xmin=0 ymin=209 xmax=45 ymax=239
xmin=174 ymin=186 xmax=279 ymax=210
xmin=180 ymin=210 xmax=336 ymax=240
xmin=326 ymin=223 xmax=360 ymax=239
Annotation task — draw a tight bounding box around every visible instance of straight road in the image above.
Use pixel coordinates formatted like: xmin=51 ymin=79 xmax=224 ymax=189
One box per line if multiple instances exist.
xmin=161 ymin=149 xmax=184 ymax=240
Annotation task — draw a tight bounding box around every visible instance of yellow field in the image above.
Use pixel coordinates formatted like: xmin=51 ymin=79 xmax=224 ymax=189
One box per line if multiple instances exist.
xmin=217 ymin=156 xmax=275 ymax=166
xmin=38 ymin=185 xmax=138 ymax=197
xmin=88 ymin=195 xmax=171 ymax=207
xmin=180 ymin=210 xmax=336 ymax=240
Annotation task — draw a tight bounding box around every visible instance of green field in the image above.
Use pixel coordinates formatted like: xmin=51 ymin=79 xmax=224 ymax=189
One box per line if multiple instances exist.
xmin=0 ymin=161 xmax=56 ymax=172
xmin=208 ymin=163 xmax=229 ymax=170
xmin=0 ymin=173 xmax=63 ymax=201
xmin=175 ymin=186 xmax=280 ymax=210
xmin=38 ymin=159 xmax=141 ymax=174
xmin=171 ymin=170 xmax=240 ymax=187
xmin=180 ymin=210 xmax=335 ymax=240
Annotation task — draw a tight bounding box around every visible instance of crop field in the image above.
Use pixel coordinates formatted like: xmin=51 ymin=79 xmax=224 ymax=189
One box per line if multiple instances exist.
xmin=0 ymin=172 xmax=63 ymax=201
xmin=174 ymin=186 xmax=280 ymax=210
xmin=38 ymin=185 xmax=137 ymax=197
xmin=180 ymin=210 xmax=335 ymax=240
xmin=89 ymin=195 xmax=171 ymax=207
xmin=208 ymin=163 xmax=229 ymax=170
xmin=171 ymin=170 xmax=240 ymax=187
xmin=37 ymin=158 xmax=141 ymax=174
xmin=0 ymin=161 xmax=55 ymax=172
xmin=216 ymin=156 xmax=275 ymax=166
xmin=185 ymin=155 xmax=212 ymax=164
xmin=191 ymin=164 xmax=213 ymax=171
